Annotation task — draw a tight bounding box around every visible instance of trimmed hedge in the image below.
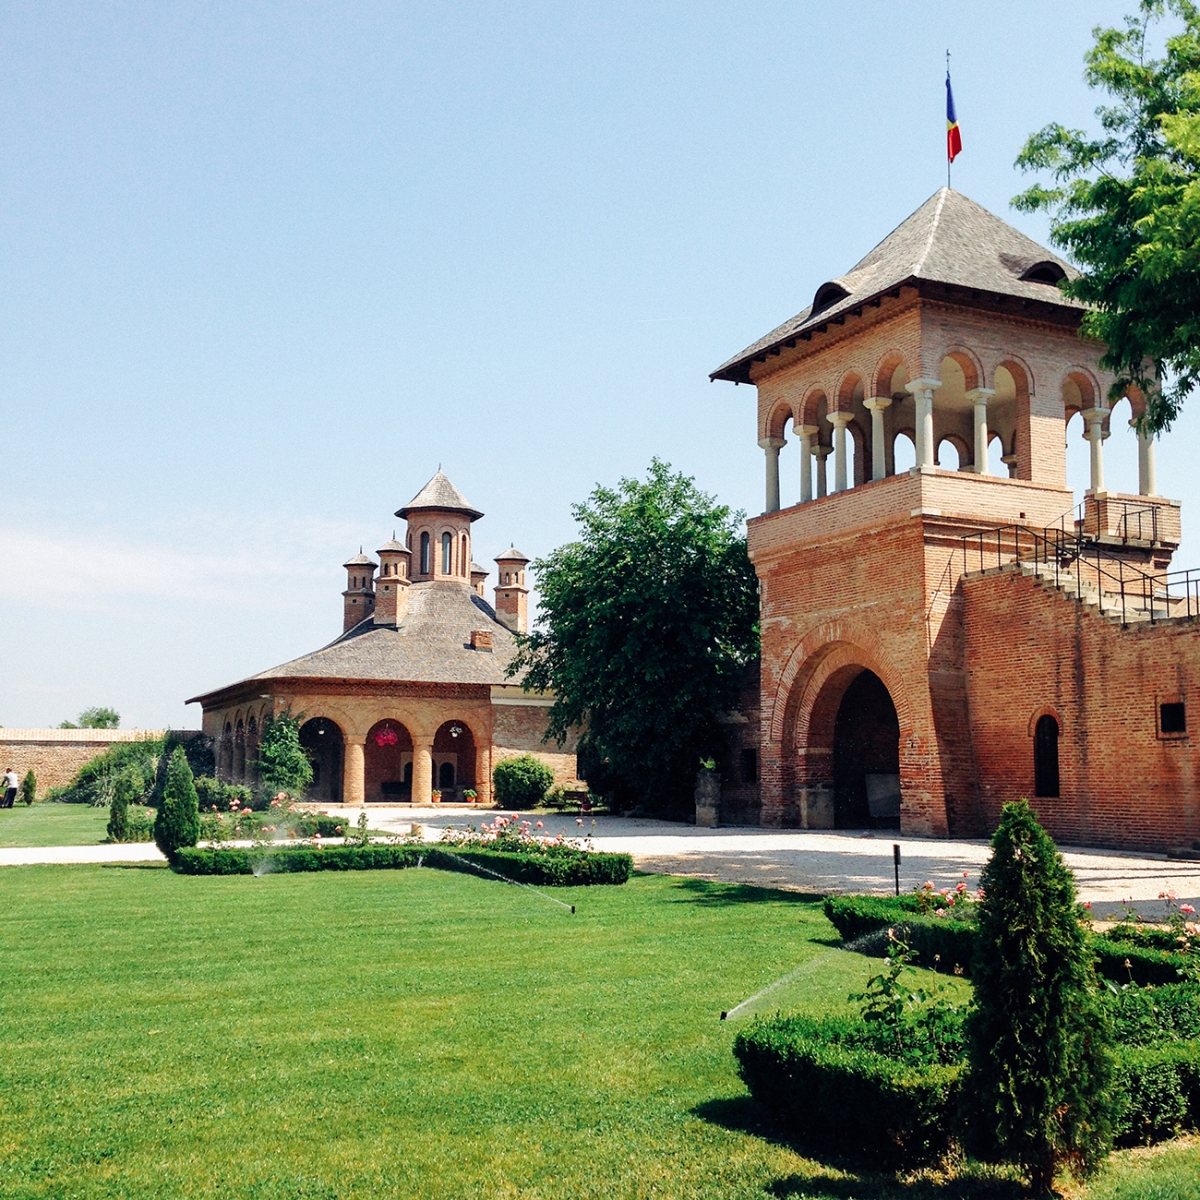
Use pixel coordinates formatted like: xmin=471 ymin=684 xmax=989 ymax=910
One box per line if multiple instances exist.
xmin=1113 ymin=1040 xmax=1200 ymax=1145
xmin=173 ymin=843 xmax=633 ymax=886
xmin=823 ymin=896 xmax=976 ymax=975
xmin=823 ymin=895 xmax=1195 ymax=985
xmin=733 ymin=1015 xmax=965 ymax=1166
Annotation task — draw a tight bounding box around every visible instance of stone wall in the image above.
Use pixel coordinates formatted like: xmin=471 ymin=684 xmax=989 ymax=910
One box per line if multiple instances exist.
xmin=0 ymin=729 xmax=176 ymax=793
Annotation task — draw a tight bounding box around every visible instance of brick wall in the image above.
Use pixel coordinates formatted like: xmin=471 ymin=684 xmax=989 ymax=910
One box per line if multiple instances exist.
xmin=0 ymin=729 xmax=177 ymax=793
xmin=963 ymin=570 xmax=1200 ymax=852
xmin=491 ymin=701 xmax=580 ymax=786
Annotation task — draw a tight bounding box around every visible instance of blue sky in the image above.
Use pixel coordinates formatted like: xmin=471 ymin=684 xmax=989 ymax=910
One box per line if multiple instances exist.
xmin=1 ymin=0 xmax=1188 ymax=730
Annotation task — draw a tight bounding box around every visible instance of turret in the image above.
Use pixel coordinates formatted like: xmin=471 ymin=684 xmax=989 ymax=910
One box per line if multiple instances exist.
xmin=470 ymin=561 xmax=489 ymax=598
xmin=342 ymin=551 xmax=377 ymax=632
xmin=395 ymin=470 xmax=483 ymax=586
xmin=373 ymin=535 xmax=412 ymax=626
xmin=494 ymin=547 xmax=530 ymax=633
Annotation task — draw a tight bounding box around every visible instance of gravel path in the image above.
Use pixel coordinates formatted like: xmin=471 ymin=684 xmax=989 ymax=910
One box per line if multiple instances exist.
xmin=2 ymin=808 xmax=1197 ymax=916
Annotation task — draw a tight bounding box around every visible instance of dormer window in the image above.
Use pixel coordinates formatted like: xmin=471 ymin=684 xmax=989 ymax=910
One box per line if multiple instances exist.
xmin=811 ymin=281 xmax=851 ymax=316
xmin=1020 ymin=261 xmax=1067 ymax=286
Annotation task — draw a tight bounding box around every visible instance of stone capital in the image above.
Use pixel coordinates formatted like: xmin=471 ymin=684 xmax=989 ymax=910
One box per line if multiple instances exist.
xmin=344 ymin=734 xmax=367 ymax=746
xmin=1080 ymin=406 xmax=1109 ymax=424
xmin=863 ymin=396 xmax=892 ymax=412
xmin=905 ymin=377 xmax=942 ymax=395
xmin=794 ymin=422 xmax=821 ymax=437
xmin=965 ymin=388 xmax=996 ymax=405
xmin=757 ymin=436 xmax=787 ymax=450
xmin=813 ymin=445 xmax=833 ymax=459
xmin=826 ymin=411 xmax=853 ymax=428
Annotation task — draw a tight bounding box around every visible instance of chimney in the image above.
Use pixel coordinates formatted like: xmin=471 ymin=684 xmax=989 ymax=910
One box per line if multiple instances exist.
xmin=493 ymin=546 xmax=530 ymax=634
xmin=373 ymin=536 xmax=411 ymax=626
xmin=469 ymin=629 xmax=493 ymax=651
xmin=470 ymin=561 xmax=489 ymax=598
xmin=342 ymin=551 xmax=377 ymax=632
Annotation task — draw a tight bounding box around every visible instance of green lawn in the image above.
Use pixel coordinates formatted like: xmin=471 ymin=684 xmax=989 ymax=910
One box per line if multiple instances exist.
xmin=0 ymin=867 xmax=1193 ymax=1199
xmin=0 ymin=802 xmax=111 ymax=847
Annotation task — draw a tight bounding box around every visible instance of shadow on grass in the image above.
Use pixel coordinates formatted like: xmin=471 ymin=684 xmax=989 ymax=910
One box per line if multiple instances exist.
xmin=694 ymin=1098 xmax=1025 ymax=1200
xmin=666 ymin=877 xmax=825 ymax=906
xmin=100 ymin=862 xmax=170 ymax=871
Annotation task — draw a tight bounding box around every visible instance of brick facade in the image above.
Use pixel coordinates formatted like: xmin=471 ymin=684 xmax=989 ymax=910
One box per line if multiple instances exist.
xmin=0 ymin=729 xmax=176 ymax=793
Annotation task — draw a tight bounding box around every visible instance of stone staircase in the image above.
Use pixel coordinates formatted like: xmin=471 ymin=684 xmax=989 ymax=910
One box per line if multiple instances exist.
xmin=1016 ymin=561 xmax=1170 ymax=626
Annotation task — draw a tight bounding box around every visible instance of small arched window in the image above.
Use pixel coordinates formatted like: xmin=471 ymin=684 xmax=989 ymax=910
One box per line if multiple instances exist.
xmin=461 ymin=534 xmax=468 ymax=575
xmin=420 ymin=532 xmax=430 ymax=574
xmin=442 ymin=532 xmax=453 ymax=574
xmin=1034 ymin=714 xmax=1060 ymax=798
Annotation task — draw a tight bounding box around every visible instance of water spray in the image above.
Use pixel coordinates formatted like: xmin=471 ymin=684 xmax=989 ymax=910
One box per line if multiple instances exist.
xmin=446 ymin=854 xmax=576 ymax=913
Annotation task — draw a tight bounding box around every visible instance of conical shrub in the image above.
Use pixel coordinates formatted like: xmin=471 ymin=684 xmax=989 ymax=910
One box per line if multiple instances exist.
xmin=154 ymin=747 xmax=200 ymax=861
xmin=965 ymin=799 xmax=1113 ymax=1192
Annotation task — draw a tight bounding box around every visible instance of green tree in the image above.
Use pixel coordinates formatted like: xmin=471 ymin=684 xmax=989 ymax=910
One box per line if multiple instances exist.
xmin=153 ymin=747 xmax=200 ymax=860
xmin=493 ymin=755 xmax=555 ymax=809
xmin=965 ymin=801 xmax=1113 ymax=1193
xmin=1015 ymin=0 xmax=1200 ymax=431
xmin=107 ymin=769 xmax=136 ymax=843
xmin=19 ymin=770 xmax=36 ymax=806
xmin=509 ymin=460 xmax=759 ymax=813
xmin=257 ymin=712 xmax=313 ymax=799
xmin=60 ymin=706 xmax=120 ymax=729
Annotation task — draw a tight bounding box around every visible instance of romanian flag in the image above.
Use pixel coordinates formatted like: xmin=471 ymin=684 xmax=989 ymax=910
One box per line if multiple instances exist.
xmin=946 ymin=73 xmax=962 ymax=162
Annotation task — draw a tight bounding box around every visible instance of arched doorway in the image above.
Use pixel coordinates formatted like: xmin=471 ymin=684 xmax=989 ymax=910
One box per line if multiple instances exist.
xmin=833 ymin=669 xmax=901 ymax=829
xmin=300 ymin=718 xmax=345 ymax=804
xmin=433 ymin=720 xmax=476 ymax=799
xmin=365 ymin=719 xmax=414 ymax=802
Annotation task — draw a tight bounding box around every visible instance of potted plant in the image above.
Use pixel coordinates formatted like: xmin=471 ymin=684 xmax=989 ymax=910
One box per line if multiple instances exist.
xmin=463 ymin=789 xmax=478 ymax=804
xmin=430 ymin=789 xmax=442 ymax=805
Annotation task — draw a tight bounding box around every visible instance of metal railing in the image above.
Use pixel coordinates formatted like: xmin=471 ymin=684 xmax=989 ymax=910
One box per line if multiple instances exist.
xmin=960 ymin=521 xmax=1200 ymax=626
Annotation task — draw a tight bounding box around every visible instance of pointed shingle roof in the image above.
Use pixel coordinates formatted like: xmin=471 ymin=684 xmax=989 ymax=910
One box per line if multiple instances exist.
xmin=395 ymin=471 xmax=483 ymax=521
xmin=343 ymin=550 xmax=376 ymax=568
xmin=711 ymin=188 xmax=1082 ymax=384
xmin=495 ymin=546 xmax=530 ymax=564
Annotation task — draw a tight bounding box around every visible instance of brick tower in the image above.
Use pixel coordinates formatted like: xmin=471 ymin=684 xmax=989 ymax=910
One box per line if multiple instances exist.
xmin=712 ymin=189 xmax=1192 ymax=849
xmin=493 ymin=547 xmax=530 ymax=634
xmin=342 ymin=550 xmax=377 ymax=631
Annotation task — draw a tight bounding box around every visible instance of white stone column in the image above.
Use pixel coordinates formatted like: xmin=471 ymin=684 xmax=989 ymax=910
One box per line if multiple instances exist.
xmin=966 ymin=388 xmax=995 ymax=474
xmin=905 ymin=378 xmax=941 ymax=471
xmin=1082 ymin=407 xmax=1108 ymax=493
xmin=814 ymin=445 xmax=831 ymax=498
xmin=828 ymin=412 xmax=852 ymax=492
xmin=1134 ymin=421 xmax=1158 ymax=496
xmin=795 ymin=423 xmax=817 ymax=503
xmin=758 ymin=437 xmax=785 ymax=513
xmin=863 ymin=398 xmax=891 ymax=481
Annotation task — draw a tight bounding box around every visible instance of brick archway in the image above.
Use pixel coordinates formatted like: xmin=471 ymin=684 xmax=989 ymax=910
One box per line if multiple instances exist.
xmin=765 ymin=620 xmax=947 ymax=835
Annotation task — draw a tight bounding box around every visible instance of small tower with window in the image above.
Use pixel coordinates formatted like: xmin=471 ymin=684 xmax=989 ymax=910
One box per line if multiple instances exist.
xmin=395 ymin=470 xmax=483 ymax=585
xmin=342 ymin=551 xmax=377 ymax=631
xmin=470 ymin=561 xmax=489 ymax=598
xmin=494 ymin=547 xmax=530 ymax=633
xmin=373 ymin=536 xmax=412 ymax=626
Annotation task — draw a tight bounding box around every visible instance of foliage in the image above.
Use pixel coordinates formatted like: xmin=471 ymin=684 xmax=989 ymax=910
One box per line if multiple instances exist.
xmin=153 ymin=748 xmax=200 ymax=861
xmin=193 ymin=776 xmax=253 ymax=813
xmin=823 ymin=894 xmax=978 ymax=976
xmin=1105 ymin=981 xmax=1200 ymax=1044
xmin=122 ymin=806 xmax=156 ymax=843
xmin=492 ymin=755 xmax=555 ymax=808
xmin=257 ymin=712 xmax=313 ymax=799
xmin=19 ymin=770 xmax=36 ymax=806
xmin=849 ymin=933 xmax=966 ymax=1067
xmin=508 ymin=459 xmax=760 ymax=813
xmin=174 ymin=842 xmax=633 ymax=884
xmin=733 ymin=1013 xmax=966 ymax=1166
xmin=106 ymin=769 xmax=135 ymax=842
xmin=54 ymin=736 xmax=164 ymax=806
xmin=964 ymin=800 xmax=1115 ymax=1191
xmin=1112 ymin=1041 xmax=1200 ymax=1144
xmin=59 ymin=706 xmax=120 ymax=729
xmin=1014 ymin=0 xmax=1200 ymax=431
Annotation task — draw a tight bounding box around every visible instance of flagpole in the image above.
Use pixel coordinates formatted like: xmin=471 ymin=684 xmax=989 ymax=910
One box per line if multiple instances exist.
xmin=946 ymin=49 xmax=951 ymax=190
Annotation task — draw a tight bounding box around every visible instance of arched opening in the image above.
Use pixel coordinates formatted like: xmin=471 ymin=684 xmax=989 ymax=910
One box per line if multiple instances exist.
xmin=233 ymin=719 xmax=246 ymax=782
xmin=365 ymin=719 xmax=414 ymax=802
xmin=461 ymin=534 xmax=468 ymax=575
xmin=433 ymin=720 xmax=476 ymax=799
xmin=1064 ymin=409 xmax=1090 ymax=500
xmin=833 ymin=670 xmax=901 ymax=829
xmin=420 ymin=532 xmax=431 ymax=575
xmin=1104 ymin=395 xmax=1140 ymax=495
xmin=1034 ymin=714 xmax=1060 ymax=798
xmin=442 ymin=532 xmax=453 ymax=574
xmin=219 ymin=722 xmax=233 ymax=780
xmin=987 ymin=431 xmax=1008 ymax=477
xmin=299 ymin=718 xmax=344 ymax=803
xmin=893 ymin=430 xmax=916 ymax=474
xmin=246 ymin=716 xmax=260 ymax=785
xmin=936 ymin=438 xmax=962 ymax=471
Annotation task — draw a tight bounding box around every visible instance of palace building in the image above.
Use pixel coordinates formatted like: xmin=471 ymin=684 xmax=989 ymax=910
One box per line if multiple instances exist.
xmin=711 ymin=188 xmax=1198 ymax=853
xmin=188 ymin=472 xmax=576 ymax=806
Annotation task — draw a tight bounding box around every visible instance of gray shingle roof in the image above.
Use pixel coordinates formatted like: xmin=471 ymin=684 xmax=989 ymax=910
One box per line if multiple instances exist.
xmin=495 ymin=546 xmax=530 ymax=563
xmin=470 ymin=561 xmax=489 ymax=576
xmin=711 ymin=188 xmax=1082 ymax=383
xmin=377 ymin=538 xmax=409 ymax=555
xmin=244 ymin=581 xmax=519 ymax=687
xmin=395 ymin=471 xmax=484 ymax=521
xmin=343 ymin=551 xmax=376 ymax=568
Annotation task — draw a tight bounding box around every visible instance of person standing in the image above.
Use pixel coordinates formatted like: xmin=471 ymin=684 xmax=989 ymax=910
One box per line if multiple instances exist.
xmin=2 ymin=768 xmax=18 ymax=809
